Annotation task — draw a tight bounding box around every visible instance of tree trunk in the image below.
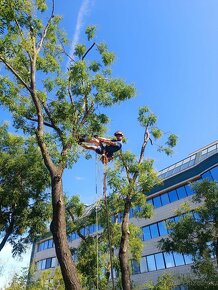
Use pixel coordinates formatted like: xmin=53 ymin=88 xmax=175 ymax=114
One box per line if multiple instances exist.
xmin=50 ymin=173 xmax=81 ymax=290
xmin=0 ymin=219 xmax=14 ymax=251
xmin=119 ymin=201 xmax=132 ymax=290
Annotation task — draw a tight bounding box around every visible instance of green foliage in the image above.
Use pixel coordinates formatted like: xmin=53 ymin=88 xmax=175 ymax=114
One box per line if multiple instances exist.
xmin=4 ymin=267 xmax=65 ymax=290
xmin=0 ymin=0 xmax=135 ymax=170
xmin=144 ymin=273 xmax=175 ymax=290
xmin=85 ymin=25 xmax=96 ymax=41
xmin=0 ymin=125 xmax=51 ymax=256
xmin=159 ymin=180 xmax=218 ymax=289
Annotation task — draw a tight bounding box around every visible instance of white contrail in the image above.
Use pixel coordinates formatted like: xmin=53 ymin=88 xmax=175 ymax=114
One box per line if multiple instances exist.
xmin=70 ymin=0 xmax=91 ymax=59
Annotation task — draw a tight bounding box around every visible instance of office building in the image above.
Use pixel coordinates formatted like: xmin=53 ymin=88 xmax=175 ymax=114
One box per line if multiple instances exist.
xmin=30 ymin=141 xmax=218 ymax=287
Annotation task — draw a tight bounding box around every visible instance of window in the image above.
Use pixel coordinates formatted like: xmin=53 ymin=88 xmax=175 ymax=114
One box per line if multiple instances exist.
xmin=155 ymin=253 xmax=165 ymax=270
xmin=210 ymin=166 xmax=218 ymax=181
xmin=184 ymin=184 xmax=194 ymax=196
xmin=183 ymin=254 xmax=193 ymax=265
xmin=161 ymin=192 xmax=170 ymax=205
xmin=202 ymin=170 xmax=213 ymax=181
xmin=153 ymin=196 xmax=162 ymax=208
xmin=45 ymin=258 xmax=52 ymax=269
xmin=173 ymin=253 xmax=185 ymax=266
xmin=37 ymin=258 xmax=56 ymax=270
xmin=131 ymin=260 xmax=140 ymax=274
xmin=37 ymin=239 xmax=54 ymax=252
xmin=48 ymin=239 xmax=53 ymax=248
xmin=143 ymin=226 xmax=151 ymax=241
xmin=164 ymin=252 xmax=175 ymax=268
xmin=177 ymin=186 xmax=187 ymax=199
xmin=140 ymin=256 xmax=148 ymax=273
xmin=146 ymin=199 xmax=153 ymax=205
xmin=158 ymin=221 xmax=168 ymax=236
xmin=147 ymin=255 xmax=156 ymax=271
xmin=168 ymin=190 xmax=178 ymax=202
xmin=149 ymin=223 xmax=159 ymax=239
xmin=51 ymin=258 xmax=56 ymax=268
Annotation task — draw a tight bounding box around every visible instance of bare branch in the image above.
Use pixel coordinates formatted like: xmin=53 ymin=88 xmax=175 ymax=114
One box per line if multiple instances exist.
xmin=42 ymin=103 xmax=65 ymax=143
xmin=36 ymin=0 xmax=55 ymax=54
xmin=79 ymin=101 xmax=95 ymax=126
xmin=0 ymin=57 xmax=31 ymax=93
xmin=60 ymin=41 xmax=75 ymax=63
xmin=25 ymin=115 xmax=55 ymax=129
xmin=82 ymin=42 xmax=96 ymax=60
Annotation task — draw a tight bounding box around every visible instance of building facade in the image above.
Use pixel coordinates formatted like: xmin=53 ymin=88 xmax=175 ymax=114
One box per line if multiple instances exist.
xmin=30 ymin=141 xmax=218 ymax=287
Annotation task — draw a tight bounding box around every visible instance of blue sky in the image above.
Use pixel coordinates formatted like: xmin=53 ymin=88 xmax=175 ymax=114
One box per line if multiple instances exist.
xmin=60 ymin=0 xmax=218 ymax=205
xmin=1 ymin=0 xmax=218 ymax=286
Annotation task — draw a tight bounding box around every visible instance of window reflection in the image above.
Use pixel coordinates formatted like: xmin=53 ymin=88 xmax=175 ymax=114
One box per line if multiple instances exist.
xmin=147 ymin=255 xmax=156 ymax=271
xmin=164 ymin=252 xmax=175 ymax=268
xmin=150 ymin=224 xmax=159 ymax=239
xmin=153 ymin=196 xmax=162 ymax=208
xmin=168 ymin=190 xmax=178 ymax=202
xmin=161 ymin=192 xmax=170 ymax=205
xmin=155 ymin=253 xmax=165 ymax=270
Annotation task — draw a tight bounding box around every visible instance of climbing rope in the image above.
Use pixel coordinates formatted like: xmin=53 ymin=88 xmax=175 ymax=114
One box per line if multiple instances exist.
xmin=95 ymin=154 xmax=115 ymax=290
xmin=103 ymin=162 xmax=115 ymax=290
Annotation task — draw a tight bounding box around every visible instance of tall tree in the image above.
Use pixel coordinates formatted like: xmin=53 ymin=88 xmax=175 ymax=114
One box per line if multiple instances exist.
xmin=65 ymin=194 xmax=143 ymax=289
xmin=0 ymin=124 xmax=50 ymax=256
xmin=107 ymin=106 xmax=177 ymax=290
xmin=159 ymin=180 xmax=218 ymax=290
xmin=0 ymin=1 xmax=135 ymax=288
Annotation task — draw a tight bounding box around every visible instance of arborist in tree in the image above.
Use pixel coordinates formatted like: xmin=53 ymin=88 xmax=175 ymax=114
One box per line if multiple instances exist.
xmin=79 ymin=131 xmax=124 ymax=163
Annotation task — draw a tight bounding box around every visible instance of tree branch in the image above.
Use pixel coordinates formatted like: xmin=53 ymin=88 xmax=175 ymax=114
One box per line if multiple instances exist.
xmin=82 ymin=42 xmax=96 ymax=60
xmin=0 ymin=57 xmax=31 ymax=93
xmin=0 ymin=217 xmax=14 ymax=252
xmin=36 ymin=0 xmax=54 ymax=54
xmin=42 ymin=103 xmax=65 ymax=143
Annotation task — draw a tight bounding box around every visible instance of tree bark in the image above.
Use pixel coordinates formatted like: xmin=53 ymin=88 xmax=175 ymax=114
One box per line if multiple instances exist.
xmin=50 ymin=173 xmax=81 ymax=290
xmin=119 ymin=201 xmax=132 ymax=290
xmin=0 ymin=219 xmax=14 ymax=251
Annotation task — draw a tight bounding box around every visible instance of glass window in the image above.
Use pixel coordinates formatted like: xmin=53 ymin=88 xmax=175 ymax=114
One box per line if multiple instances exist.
xmin=153 ymin=196 xmax=162 ymax=208
xmin=185 ymin=184 xmax=194 ymax=196
xmin=164 ymin=252 xmax=175 ymax=268
xmin=118 ymin=213 xmax=123 ymax=223
xmin=80 ymin=228 xmax=85 ymax=236
xmin=129 ymin=208 xmax=134 ymax=218
xmin=161 ymin=192 xmax=170 ymax=206
xmin=41 ymin=259 xmax=46 ymax=270
xmin=131 ymin=260 xmax=140 ymax=274
xmin=140 ymin=256 xmax=148 ymax=273
xmin=48 ymin=239 xmax=53 ymax=248
xmin=183 ymin=254 xmax=193 ymax=265
xmin=92 ymin=224 xmax=97 ymax=233
xmin=147 ymin=199 xmax=153 ymax=205
xmin=173 ymin=253 xmax=185 ymax=266
xmin=188 ymin=159 xmax=195 ymax=167
xmin=155 ymin=253 xmax=165 ymax=270
xmin=193 ymin=212 xmax=201 ymax=221
xmin=98 ymin=224 xmax=103 ymax=231
xmin=45 ymin=258 xmax=52 ymax=269
xmin=202 ymin=170 xmax=213 ymax=181
xmin=142 ymin=226 xmax=151 ymax=241
xmin=158 ymin=221 xmax=168 ymax=236
xmin=147 ymin=255 xmax=156 ymax=271
xmin=51 ymin=257 xmax=56 ymax=268
xmin=210 ymin=166 xmax=218 ymax=181
xmin=177 ymin=186 xmax=187 ymax=199
xmin=174 ymin=216 xmax=181 ymax=223
xmin=37 ymin=261 xmax=41 ymax=270
xmin=168 ymin=190 xmax=178 ymax=202
xmin=150 ymin=223 xmax=159 ymax=239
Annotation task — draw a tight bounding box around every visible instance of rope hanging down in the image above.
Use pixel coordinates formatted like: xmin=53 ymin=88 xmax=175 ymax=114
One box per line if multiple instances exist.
xmin=103 ymin=162 xmax=115 ymax=290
